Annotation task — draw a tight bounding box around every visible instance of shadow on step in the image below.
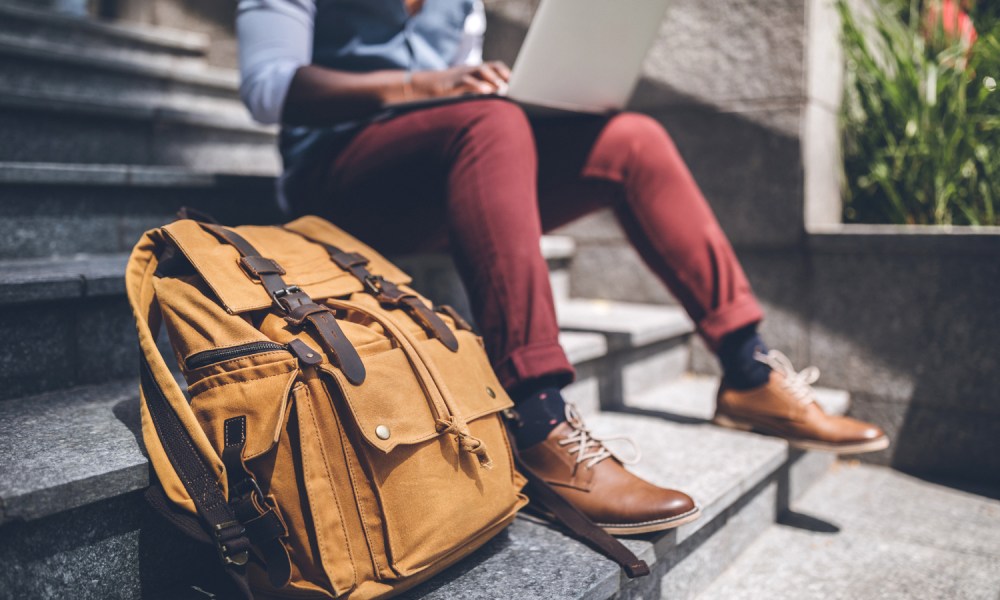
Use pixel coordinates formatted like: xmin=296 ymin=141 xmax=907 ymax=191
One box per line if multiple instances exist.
xmin=778 ymin=511 xmax=840 ymax=534
xmin=616 ymin=405 xmax=712 ymax=426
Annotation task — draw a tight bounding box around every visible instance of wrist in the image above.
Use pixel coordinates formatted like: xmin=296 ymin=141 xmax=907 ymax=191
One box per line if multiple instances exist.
xmin=402 ymin=70 xmax=414 ymax=101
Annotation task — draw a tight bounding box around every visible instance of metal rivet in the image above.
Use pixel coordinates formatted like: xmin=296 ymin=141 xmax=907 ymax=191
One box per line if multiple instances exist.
xmin=375 ymin=425 xmax=391 ymax=440
xmin=306 ymin=353 xmax=315 ymax=359
xmin=486 ymin=386 xmax=496 ymax=398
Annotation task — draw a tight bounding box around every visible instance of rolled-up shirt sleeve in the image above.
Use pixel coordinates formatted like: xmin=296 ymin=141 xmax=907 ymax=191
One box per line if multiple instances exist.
xmin=236 ymin=0 xmax=315 ymax=124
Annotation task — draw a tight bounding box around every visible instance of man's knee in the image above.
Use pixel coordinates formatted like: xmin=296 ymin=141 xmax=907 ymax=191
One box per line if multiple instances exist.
xmin=597 ymin=112 xmax=683 ymax=173
xmin=604 ymin=112 xmax=670 ymax=147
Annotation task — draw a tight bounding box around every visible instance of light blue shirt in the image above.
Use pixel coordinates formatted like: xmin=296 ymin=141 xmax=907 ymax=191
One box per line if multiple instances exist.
xmin=237 ymin=0 xmax=484 ymax=198
xmin=237 ymin=0 xmax=483 ymax=125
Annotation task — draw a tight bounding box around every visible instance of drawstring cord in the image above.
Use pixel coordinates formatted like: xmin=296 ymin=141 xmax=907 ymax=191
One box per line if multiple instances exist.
xmin=436 ymin=417 xmax=493 ymax=469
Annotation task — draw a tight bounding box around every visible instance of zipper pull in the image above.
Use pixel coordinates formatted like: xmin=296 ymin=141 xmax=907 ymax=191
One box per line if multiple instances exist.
xmin=288 ymin=339 xmax=323 ymax=367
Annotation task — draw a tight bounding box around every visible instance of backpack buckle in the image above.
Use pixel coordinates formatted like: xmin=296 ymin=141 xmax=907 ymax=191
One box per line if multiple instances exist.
xmin=272 ymin=285 xmax=302 ymax=300
xmin=363 ymin=275 xmax=384 ymax=296
xmin=213 ymin=519 xmax=250 ymax=566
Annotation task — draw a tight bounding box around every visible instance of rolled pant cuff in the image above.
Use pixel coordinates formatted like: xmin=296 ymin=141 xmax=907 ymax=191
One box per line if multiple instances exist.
xmin=494 ymin=340 xmax=576 ymax=392
xmin=698 ymin=297 xmax=765 ymax=351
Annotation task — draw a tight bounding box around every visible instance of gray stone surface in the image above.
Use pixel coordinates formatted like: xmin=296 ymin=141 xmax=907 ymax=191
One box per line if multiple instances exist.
xmin=624 ymin=480 xmax=780 ymax=600
xmin=399 ymin=517 xmax=625 ymax=600
xmin=556 ymin=299 xmax=693 ymax=350
xmin=0 ymin=2 xmax=208 ymax=63
xmin=0 ymin=489 xmax=237 ymax=600
xmin=803 ymin=231 xmax=1000 ymax=479
xmin=0 ymin=90 xmax=278 ymax=173
xmin=0 ymin=380 xmax=147 ymax=523
xmin=560 ymin=331 xmax=608 ymax=366
xmin=0 ymin=253 xmax=127 ymax=305
xmin=0 ymin=164 xmax=279 ymax=258
xmin=0 ymin=39 xmax=242 ymax=117
xmin=699 ymin=464 xmax=1000 ymax=600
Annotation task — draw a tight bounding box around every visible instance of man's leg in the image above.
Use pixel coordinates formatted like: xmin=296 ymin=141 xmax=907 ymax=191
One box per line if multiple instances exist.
xmin=295 ymin=99 xmax=698 ymax=532
xmin=531 ymin=112 xmax=888 ymax=454
xmin=296 ymin=98 xmax=574 ymax=394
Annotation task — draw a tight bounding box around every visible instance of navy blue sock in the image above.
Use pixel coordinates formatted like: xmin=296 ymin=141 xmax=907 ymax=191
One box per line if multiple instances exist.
xmin=510 ymin=387 xmax=567 ymax=449
xmin=718 ymin=326 xmax=771 ymax=390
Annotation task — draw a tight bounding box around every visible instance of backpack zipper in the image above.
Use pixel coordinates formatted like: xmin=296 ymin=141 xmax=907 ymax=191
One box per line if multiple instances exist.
xmin=185 ymin=341 xmax=288 ymax=370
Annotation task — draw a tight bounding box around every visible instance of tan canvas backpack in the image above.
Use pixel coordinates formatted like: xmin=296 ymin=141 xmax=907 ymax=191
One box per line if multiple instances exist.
xmin=126 ymin=215 xmax=648 ymax=599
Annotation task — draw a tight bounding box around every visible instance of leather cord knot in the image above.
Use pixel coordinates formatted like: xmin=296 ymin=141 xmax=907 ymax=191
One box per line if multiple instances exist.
xmin=436 ymin=418 xmax=493 ymax=469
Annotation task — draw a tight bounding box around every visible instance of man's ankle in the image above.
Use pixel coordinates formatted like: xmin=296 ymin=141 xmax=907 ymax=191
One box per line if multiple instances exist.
xmin=509 ymin=385 xmax=567 ymax=449
xmin=718 ymin=325 xmax=771 ymax=390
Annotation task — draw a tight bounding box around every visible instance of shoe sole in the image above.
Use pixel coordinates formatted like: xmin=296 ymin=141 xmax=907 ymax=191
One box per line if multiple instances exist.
xmin=523 ymin=505 xmax=702 ymax=536
xmin=712 ymin=415 xmax=891 ymax=455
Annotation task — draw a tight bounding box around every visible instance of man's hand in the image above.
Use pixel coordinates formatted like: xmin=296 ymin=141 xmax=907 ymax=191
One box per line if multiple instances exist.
xmin=412 ymin=62 xmax=512 ymax=99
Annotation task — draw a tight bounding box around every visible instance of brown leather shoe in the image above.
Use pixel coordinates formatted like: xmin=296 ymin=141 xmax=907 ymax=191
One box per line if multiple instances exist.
xmin=714 ymin=350 xmax=889 ymax=454
xmin=519 ymin=405 xmax=699 ymax=535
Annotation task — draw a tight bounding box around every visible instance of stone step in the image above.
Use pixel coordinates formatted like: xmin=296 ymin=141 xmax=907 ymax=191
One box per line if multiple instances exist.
xmin=556 ymin=298 xmax=696 ymax=409
xmin=0 ymin=89 xmax=278 ymax=173
xmin=0 ymin=3 xmax=209 ymax=67
xmin=0 ymin=32 xmax=243 ymax=117
xmin=697 ymin=463 xmax=1000 ymax=600
xmin=0 ymin=163 xmax=281 ymax=259
xmin=0 ymin=372 xmax=846 ymax=598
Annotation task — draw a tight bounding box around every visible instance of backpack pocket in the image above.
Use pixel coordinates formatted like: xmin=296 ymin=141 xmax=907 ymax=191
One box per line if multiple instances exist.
xmin=319 ymin=318 xmax=525 ymax=580
xmin=186 ymin=347 xmax=300 ymax=462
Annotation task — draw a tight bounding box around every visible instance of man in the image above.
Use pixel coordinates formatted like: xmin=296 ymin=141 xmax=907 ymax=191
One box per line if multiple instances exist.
xmin=236 ymin=0 xmax=888 ymax=535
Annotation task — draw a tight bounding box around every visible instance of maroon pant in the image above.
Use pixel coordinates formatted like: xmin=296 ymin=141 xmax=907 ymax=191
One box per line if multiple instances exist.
xmin=291 ymin=98 xmax=763 ymax=392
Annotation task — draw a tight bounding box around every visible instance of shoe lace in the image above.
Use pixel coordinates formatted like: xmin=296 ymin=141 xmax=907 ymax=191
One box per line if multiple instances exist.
xmin=557 ymin=403 xmax=641 ymax=469
xmin=753 ymin=349 xmax=820 ymax=406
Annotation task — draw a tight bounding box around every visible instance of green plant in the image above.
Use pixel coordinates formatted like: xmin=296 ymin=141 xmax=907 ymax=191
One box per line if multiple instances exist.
xmin=838 ymin=0 xmax=1000 ymax=225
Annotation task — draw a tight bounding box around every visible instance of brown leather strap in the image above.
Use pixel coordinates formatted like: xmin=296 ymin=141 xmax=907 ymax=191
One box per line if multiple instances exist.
xmin=283 ymin=228 xmax=460 ymax=352
xmin=139 ymin=354 xmax=255 ymax=599
xmin=223 ymin=416 xmax=292 ymax=588
xmin=435 ymin=304 xmax=474 ymax=332
xmin=199 ymin=223 xmax=366 ymax=385
xmin=506 ymin=426 xmax=650 ymax=579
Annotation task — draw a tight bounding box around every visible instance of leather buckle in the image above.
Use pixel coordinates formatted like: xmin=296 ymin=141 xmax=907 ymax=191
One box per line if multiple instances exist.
xmin=272 ymin=285 xmax=304 ymax=312
xmin=214 ymin=519 xmax=249 ymax=566
xmin=363 ymin=275 xmax=384 ymax=296
xmin=272 ymin=285 xmax=302 ymax=300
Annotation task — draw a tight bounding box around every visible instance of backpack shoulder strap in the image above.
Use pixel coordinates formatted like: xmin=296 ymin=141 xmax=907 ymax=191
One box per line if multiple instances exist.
xmin=125 ymin=230 xmax=254 ymax=598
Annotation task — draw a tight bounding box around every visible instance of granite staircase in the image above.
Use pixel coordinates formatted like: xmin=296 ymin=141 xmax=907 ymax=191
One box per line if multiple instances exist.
xmin=0 ymin=5 xmax=849 ymax=599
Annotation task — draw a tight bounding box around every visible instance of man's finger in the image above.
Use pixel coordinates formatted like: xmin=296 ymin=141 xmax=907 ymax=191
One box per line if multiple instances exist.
xmin=460 ymin=74 xmax=496 ymax=95
xmin=472 ymin=64 xmax=505 ymax=89
xmin=489 ymin=61 xmax=512 ymax=81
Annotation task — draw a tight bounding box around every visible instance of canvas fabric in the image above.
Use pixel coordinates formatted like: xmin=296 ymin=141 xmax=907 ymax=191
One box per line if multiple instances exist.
xmin=126 ymin=215 xmax=528 ymax=599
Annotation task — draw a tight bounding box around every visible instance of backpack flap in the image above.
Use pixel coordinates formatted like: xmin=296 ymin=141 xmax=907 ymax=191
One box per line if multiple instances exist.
xmin=159 ymin=219 xmax=411 ymax=315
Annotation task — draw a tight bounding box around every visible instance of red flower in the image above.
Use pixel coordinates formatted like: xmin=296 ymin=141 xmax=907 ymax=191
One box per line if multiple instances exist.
xmin=925 ymin=0 xmax=978 ymax=48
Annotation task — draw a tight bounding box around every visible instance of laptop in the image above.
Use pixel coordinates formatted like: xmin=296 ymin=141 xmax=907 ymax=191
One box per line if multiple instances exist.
xmin=387 ymin=0 xmax=671 ymax=115
xmin=506 ymin=0 xmax=671 ymax=113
